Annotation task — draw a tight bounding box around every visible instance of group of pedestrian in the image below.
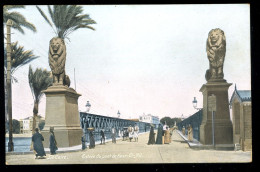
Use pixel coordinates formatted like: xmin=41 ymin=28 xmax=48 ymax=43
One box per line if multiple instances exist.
xmin=32 ymin=127 xmax=57 ymax=159
xmin=181 ymin=124 xmax=193 ymax=142
xmin=127 ymin=124 xmax=139 ymax=142
xmin=148 ymin=123 xmax=172 ymax=145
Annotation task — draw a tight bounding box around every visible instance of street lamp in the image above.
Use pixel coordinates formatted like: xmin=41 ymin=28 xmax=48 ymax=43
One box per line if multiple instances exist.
xmin=117 ymin=110 xmax=120 ymax=118
xmin=181 ymin=114 xmax=185 ymax=121
xmin=85 ymin=101 xmax=91 ymax=113
xmin=192 ymin=97 xmax=202 ymax=110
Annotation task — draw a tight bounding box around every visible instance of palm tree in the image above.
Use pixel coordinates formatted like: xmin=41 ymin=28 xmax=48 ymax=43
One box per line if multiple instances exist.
xmin=4 ymin=41 xmax=39 ymax=77
xmin=36 ymin=5 xmax=96 ymax=40
xmin=4 ymin=42 xmax=39 ymax=129
xmin=28 ymin=65 xmax=53 ymax=135
xmin=3 ymin=5 xmax=36 ymax=34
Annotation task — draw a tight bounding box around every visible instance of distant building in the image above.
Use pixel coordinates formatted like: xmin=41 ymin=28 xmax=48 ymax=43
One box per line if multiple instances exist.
xmin=230 ymin=86 xmax=251 ymax=151
xmin=20 ymin=115 xmax=45 ymax=134
xmin=139 ymin=114 xmax=160 ymax=128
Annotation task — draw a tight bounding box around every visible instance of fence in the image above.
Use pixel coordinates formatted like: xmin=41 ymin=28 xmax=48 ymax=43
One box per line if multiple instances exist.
xmin=177 ymin=109 xmax=203 ymax=141
xmin=79 ymin=112 xmax=151 ymax=143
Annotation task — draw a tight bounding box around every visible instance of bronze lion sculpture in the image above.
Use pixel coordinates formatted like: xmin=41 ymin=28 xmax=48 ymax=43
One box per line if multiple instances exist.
xmin=205 ymin=28 xmax=226 ymax=81
xmin=49 ymin=37 xmax=70 ymax=87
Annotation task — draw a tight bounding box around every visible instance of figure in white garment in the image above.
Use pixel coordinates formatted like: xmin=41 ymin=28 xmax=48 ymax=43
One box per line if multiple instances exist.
xmin=134 ymin=123 xmax=139 ymax=142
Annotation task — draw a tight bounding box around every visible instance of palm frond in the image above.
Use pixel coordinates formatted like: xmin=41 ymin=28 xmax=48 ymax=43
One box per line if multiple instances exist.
xmin=4 ymin=5 xmax=25 ymax=10
xmin=38 ymin=5 xmax=96 ymax=39
xmin=4 ymin=41 xmax=39 ymax=74
xmin=28 ymin=65 xmax=52 ymax=103
xmin=36 ymin=5 xmax=53 ymax=28
xmin=4 ymin=7 xmax=36 ymax=34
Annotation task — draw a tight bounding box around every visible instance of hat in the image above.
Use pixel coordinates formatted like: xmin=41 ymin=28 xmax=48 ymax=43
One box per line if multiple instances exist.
xmin=150 ymin=123 xmax=155 ymax=127
xmin=50 ymin=127 xmax=54 ymax=131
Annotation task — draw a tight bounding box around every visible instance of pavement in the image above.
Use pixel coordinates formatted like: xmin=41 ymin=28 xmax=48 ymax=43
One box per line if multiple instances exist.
xmin=177 ymin=130 xmax=235 ymax=150
xmin=5 ymin=130 xmax=252 ymax=164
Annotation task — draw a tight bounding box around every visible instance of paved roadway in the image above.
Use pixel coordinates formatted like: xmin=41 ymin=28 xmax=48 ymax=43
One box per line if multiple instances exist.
xmin=5 ymin=130 xmax=251 ymax=164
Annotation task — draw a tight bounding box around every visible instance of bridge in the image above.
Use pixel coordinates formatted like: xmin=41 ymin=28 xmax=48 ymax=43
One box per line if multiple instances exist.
xmin=79 ymin=112 xmax=152 ymax=142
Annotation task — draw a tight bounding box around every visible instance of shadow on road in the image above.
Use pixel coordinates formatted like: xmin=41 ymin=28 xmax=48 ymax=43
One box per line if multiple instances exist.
xmin=172 ymin=140 xmax=187 ymax=143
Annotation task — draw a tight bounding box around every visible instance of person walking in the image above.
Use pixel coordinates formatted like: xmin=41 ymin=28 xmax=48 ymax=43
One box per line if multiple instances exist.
xmin=32 ymin=128 xmax=46 ymax=159
xmin=81 ymin=134 xmax=86 ymax=150
xmin=188 ymin=124 xmax=193 ymax=142
xmin=148 ymin=124 xmax=155 ymax=145
xmin=49 ymin=127 xmax=58 ymax=155
xmin=134 ymin=123 xmax=139 ymax=142
xmin=88 ymin=128 xmax=95 ymax=149
xmin=155 ymin=124 xmax=163 ymax=144
xmin=111 ymin=127 xmax=116 ymax=143
xmin=128 ymin=125 xmax=134 ymax=142
xmin=162 ymin=122 xmax=167 ymax=144
xmin=100 ymin=128 xmax=105 ymax=145
xmin=164 ymin=126 xmax=171 ymax=144
xmin=182 ymin=126 xmax=186 ymax=135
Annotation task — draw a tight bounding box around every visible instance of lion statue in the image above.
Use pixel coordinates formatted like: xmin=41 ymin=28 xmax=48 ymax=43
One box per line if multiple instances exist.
xmin=49 ymin=37 xmax=70 ymax=87
xmin=205 ymin=28 xmax=226 ymax=81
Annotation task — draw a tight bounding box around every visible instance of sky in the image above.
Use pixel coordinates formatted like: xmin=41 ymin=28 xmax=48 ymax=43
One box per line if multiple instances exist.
xmin=4 ymin=4 xmax=250 ymax=120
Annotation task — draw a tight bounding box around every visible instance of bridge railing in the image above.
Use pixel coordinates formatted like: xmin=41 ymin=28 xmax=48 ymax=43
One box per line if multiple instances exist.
xmin=79 ymin=112 xmax=151 ymax=143
xmin=177 ymin=109 xmax=203 ymax=141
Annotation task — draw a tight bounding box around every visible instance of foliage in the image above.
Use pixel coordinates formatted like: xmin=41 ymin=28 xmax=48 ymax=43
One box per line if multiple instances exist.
xmin=4 ymin=41 xmax=39 ymax=75
xmin=3 ymin=5 xmax=36 ymax=34
xmin=28 ymin=65 xmax=53 ymax=109
xmin=36 ymin=5 xmax=96 ymax=40
xmin=160 ymin=117 xmax=182 ymax=128
xmin=38 ymin=121 xmax=45 ymax=131
xmin=6 ymin=119 xmax=20 ymax=134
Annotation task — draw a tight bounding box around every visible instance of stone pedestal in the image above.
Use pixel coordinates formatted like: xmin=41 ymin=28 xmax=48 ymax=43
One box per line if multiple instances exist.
xmin=199 ymin=79 xmax=233 ymax=146
xmin=41 ymin=85 xmax=83 ymax=148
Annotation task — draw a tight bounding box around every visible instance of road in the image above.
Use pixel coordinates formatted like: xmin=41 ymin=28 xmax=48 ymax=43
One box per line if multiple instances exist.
xmin=5 ymin=130 xmax=251 ymax=164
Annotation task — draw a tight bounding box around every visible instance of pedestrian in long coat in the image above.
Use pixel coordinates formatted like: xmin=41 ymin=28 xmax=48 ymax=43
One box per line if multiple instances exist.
xmin=155 ymin=124 xmax=163 ymax=144
xmin=49 ymin=127 xmax=58 ymax=155
xmin=111 ymin=127 xmax=116 ymax=143
xmin=88 ymin=128 xmax=95 ymax=149
xmin=81 ymin=135 xmax=86 ymax=150
xmin=32 ymin=128 xmax=46 ymax=159
xmin=148 ymin=125 xmax=155 ymax=145
xmin=164 ymin=127 xmax=171 ymax=144
xmin=182 ymin=126 xmax=186 ymax=135
xmin=100 ymin=129 xmax=105 ymax=145
xmin=188 ymin=124 xmax=193 ymax=142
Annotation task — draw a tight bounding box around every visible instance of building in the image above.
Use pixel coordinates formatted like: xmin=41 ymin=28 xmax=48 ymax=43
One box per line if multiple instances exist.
xmin=20 ymin=115 xmax=45 ymax=134
xmin=230 ymin=85 xmax=251 ymax=151
xmin=139 ymin=114 xmax=160 ymax=128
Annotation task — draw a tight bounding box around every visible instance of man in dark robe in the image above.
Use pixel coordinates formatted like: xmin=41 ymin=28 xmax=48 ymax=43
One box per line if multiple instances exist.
xmin=32 ymin=128 xmax=46 ymax=159
xmin=88 ymin=128 xmax=95 ymax=149
xmin=155 ymin=124 xmax=163 ymax=144
xmin=100 ymin=129 xmax=105 ymax=145
xmin=81 ymin=135 xmax=86 ymax=150
xmin=148 ymin=125 xmax=155 ymax=145
xmin=49 ymin=127 xmax=58 ymax=155
xmin=111 ymin=127 xmax=116 ymax=143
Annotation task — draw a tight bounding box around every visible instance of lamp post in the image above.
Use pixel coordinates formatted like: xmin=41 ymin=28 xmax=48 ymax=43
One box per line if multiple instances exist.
xmin=181 ymin=114 xmax=185 ymax=121
xmin=85 ymin=101 xmax=91 ymax=113
xmin=6 ymin=19 xmax=14 ymax=152
xmin=192 ymin=97 xmax=202 ymax=110
xmin=117 ymin=110 xmax=120 ymax=118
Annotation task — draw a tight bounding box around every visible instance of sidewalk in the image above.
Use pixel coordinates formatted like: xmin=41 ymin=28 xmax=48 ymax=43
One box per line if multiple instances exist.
xmin=177 ymin=130 xmax=234 ymax=150
xmin=6 ymin=130 xmax=251 ymax=164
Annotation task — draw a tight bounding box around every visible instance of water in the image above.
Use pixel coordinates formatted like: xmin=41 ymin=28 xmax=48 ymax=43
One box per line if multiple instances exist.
xmin=5 ymin=137 xmax=31 ymax=152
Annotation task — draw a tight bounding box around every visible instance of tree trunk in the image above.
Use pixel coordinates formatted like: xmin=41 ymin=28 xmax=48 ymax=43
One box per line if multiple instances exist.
xmin=32 ymin=101 xmax=38 ymax=134
xmin=30 ymin=101 xmax=38 ymax=151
